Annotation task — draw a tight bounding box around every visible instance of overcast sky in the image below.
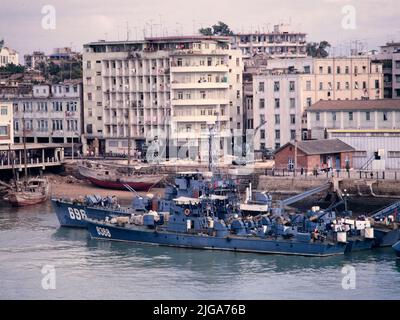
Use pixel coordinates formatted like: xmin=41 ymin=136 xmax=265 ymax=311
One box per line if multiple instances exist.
xmin=1 ymin=0 xmax=400 ymax=58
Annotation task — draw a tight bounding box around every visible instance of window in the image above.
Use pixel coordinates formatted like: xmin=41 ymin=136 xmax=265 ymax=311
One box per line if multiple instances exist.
xmin=345 ymin=82 xmax=350 ymax=90
xmin=236 ymin=58 xmax=240 ymax=67
xmin=86 ymin=124 xmax=93 ymax=134
xmin=327 ymin=66 xmax=332 ymax=74
xmin=275 ymin=130 xmax=280 ymax=140
xmin=237 ymin=90 xmax=241 ymax=99
xmin=260 ymin=143 xmax=266 ymax=150
xmin=306 ymin=81 xmax=311 ymax=91
xmin=366 ymin=111 xmax=371 ymax=121
xmin=337 ymin=82 xmax=341 ymax=90
xmin=290 ymin=98 xmax=296 ymax=109
xmin=275 ymin=98 xmax=280 ymax=108
xmin=306 ymin=98 xmax=312 ymax=107
xmin=349 ymin=112 xmax=353 ymax=121
xmin=201 ymin=91 xmax=206 ymax=99
xmin=259 ymin=82 xmax=265 ymax=92
xmin=316 ymin=112 xmax=320 ymax=121
xmin=345 ymin=66 xmax=349 ymax=74
xmin=337 ymin=66 xmax=341 ymax=74
xmin=87 ymin=93 xmax=92 ymax=101
xmin=237 ymin=106 xmax=240 ymax=115
xmin=0 ymin=106 xmax=7 ymax=115
xmin=319 ymin=82 xmax=323 ymax=90
xmin=86 ymin=61 xmax=91 ymax=69
xmin=355 ymin=81 xmax=359 ymax=89
xmin=289 ymin=81 xmax=295 ymax=92
xmin=388 ymin=151 xmax=400 ymax=158
xmin=290 ymin=130 xmax=296 ymax=140
xmin=52 ymin=119 xmax=63 ymax=131
xmin=259 ymin=98 xmax=265 ymax=109
xmin=375 ymin=80 xmax=380 ymax=89
xmin=383 ymin=112 xmax=388 ymax=121
xmin=274 ymin=81 xmax=280 ymax=92
xmin=319 ymin=66 xmax=323 ymax=74
xmin=0 ymin=126 xmax=8 ymax=136
xmin=363 ymin=81 xmax=367 ymax=90
xmin=178 ymin=92 xmax=183 ymax=100
xmin=260 ymin=130 xmax=265 ymax=139
xmin=290 ymin=114 xmax=296 ymax=124
xmin=354 ymin=66 xmax=358 ymax=74
xmin=185 ymin=92 xmax=191 ymax=99
xmin=354 ymin=151 xmax=367 ymax=158
xmin=332 ymin=112 xmax=337 ymax=121
xmin=88 ymin=108 xmax=93 ymax=117
xmin=275 ymin=114 xmax=280 ymax=124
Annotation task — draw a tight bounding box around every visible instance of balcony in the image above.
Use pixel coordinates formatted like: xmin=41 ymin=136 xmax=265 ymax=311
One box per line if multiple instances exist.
xmin=171 ymin=98 xmax=230 ymax=106
xmin=170 ymin=65 xmax=229 ymax=73
xmin=171 ymin=82 xmax=229 ymax=90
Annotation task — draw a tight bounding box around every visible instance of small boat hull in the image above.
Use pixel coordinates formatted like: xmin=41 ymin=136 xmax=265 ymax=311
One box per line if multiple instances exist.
xmin=85 ymin=220 xmax=347 ymax=257
xmin=86 ymin=176 xmax=157 ymax=191
xmin=78 ymin=164 xmax=162 ymax=191
xmin=393 ymin=241 xmax=400 ymax=257
xmin=345 ymin=239 xmax=374 ymax=253
xmin=8 ymin=193 xmax=47 ymax=207
xmin=373 ymin=228 xmax=400 ymax=247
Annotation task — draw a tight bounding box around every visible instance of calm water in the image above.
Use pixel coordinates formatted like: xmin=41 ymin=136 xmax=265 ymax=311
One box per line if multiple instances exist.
xmin=1 ymin=200 xmax=400 ymax=300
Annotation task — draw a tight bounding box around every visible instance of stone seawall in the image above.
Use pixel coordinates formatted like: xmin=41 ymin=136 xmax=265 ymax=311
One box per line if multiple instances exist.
xmin=258 ymin=175 xmax=400 ymax=197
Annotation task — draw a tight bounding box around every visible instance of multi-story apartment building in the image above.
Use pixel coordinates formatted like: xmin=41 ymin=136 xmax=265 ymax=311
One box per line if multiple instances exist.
xmin=0 ymin=101 xmax=13 ymax=145
xmin=11 ymin=81 xmax=83 ymax=145
xmin=0 ymin=41 xmax=19 ymax=67
xmin=24 ymin=51 xmax=47 ymax=70
xmin=372 ymin=42 xmax=400 ymax=99
xmin=82 ymin=36 xmax=243 ymax=159
xmin=231 ymin=24 xmax=307 ymax=59
xmin=249 ymin=56 xmax=383 ymax=151
xmin=306 ymin=99 xmax=400 ymax=170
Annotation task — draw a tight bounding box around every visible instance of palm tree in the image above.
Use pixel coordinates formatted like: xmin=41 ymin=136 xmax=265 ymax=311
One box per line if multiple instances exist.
xmin=306 ymin=41 xmax=331 ymax=58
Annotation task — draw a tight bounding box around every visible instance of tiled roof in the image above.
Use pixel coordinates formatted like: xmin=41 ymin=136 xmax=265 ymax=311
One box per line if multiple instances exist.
xmin=277 ymin=139 xmax=355 ymax=155
xmin=307 ymin=99 xmax=400 ymax=111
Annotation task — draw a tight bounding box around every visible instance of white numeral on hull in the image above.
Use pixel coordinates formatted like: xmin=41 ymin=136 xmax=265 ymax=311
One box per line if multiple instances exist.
xmin=96 ymin=227 xmax=111 ymax=238
xmin=68 ymin=207 xmax=87 ymax=221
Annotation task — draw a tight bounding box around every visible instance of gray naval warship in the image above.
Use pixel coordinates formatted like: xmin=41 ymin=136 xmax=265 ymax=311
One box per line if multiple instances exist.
xmin=53 ymin=170 xmax=383 ymax=256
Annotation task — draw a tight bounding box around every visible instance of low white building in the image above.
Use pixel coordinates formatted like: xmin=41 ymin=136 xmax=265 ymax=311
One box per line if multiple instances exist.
xmin=307 ymin=99 xmax=400 ymax=170
xmin=0 ymin=41 xmax=19 ymax=67
xmin=0 ymin=101 xmax=13 ymax=145
xmin=11 ymin=81 xmax=82 ymax=146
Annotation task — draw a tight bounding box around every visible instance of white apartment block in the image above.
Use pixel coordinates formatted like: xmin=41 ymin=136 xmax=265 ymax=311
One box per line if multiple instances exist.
xmin=231 ymin=24 xmax=307 ymax=59
xmin=250 ymin=56 xmax=383 ymax=151
xmin=82 ymin=36 xmax=243 ymax=159
xmin=372 ymin=42 xmax=400 ymax=99
xmin=0 ymin=44 xmax=19 ymax=67
xmin=307 ymin=99 xmax=400 ymax=170
xmin=0 ymin=102 xmax=13 ymax=145
xmin=11 ymin=82 xmax=82 ymax=145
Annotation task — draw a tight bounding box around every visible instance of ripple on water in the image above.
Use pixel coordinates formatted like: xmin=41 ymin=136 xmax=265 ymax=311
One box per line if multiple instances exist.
xmin=1 ymin=201 xmax=400 ymax=299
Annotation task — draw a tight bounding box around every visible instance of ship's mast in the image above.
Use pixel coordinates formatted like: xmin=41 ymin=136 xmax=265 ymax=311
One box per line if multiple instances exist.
xmin=8 ymin=143 xmax=17 ymax=188
xmin=22 ymin=116 xmax=28 ymax=178
xmin=127 ymin=106 xmax=132 ymax=168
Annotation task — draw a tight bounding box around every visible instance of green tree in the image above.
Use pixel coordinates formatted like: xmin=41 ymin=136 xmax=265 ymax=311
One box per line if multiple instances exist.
xmin=0 ymin=63 xmax=25 ymax=74
xmin=199 ymin=21 xmax=234 ymax=36
xmin=306 ymin=41 xmax=331 ymax=58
